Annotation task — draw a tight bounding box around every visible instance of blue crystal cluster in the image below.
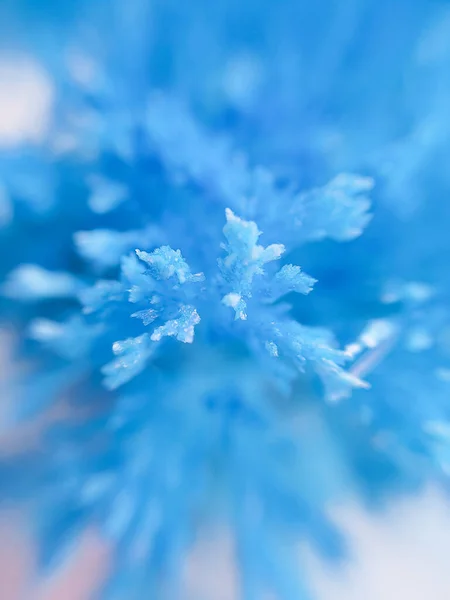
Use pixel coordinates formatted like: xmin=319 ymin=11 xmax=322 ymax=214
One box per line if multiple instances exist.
xmin=1 ymin=1 xmax=450 ymax=598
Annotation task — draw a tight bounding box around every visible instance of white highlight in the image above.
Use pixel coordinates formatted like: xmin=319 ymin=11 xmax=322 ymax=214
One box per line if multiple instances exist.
xmin=0 ymin=55 xmax=53 ymax=147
